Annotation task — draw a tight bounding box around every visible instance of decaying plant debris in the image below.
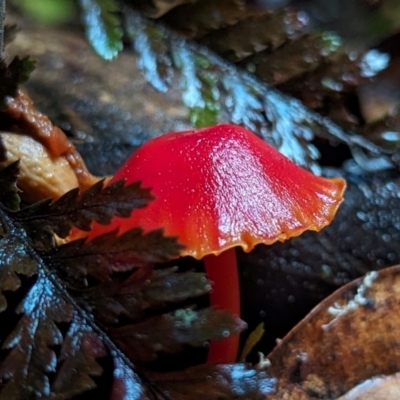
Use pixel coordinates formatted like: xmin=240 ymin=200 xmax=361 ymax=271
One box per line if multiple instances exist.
xmin=0 ymin=50 xmax=272 ymax=399
xmin=2 ymin=0 xmax=400 ymax=398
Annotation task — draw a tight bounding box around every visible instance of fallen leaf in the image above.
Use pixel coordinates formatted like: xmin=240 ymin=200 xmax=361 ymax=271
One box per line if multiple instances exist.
xmin=266 ymin=265 xmax=400 ymax=399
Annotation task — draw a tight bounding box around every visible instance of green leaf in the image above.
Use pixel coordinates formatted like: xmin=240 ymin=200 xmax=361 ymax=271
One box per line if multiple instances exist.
xmin=79 ymin=0 xmax=123 ymax=60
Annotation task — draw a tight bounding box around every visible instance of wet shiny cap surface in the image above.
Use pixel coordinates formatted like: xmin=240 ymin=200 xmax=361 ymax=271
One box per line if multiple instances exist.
xmin=86 ymin=124 xmax=346 ymax=258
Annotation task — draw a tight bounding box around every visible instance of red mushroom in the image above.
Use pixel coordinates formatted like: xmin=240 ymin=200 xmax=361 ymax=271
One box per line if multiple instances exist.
xmin=73 ymin=124 xmax=346 ymax=364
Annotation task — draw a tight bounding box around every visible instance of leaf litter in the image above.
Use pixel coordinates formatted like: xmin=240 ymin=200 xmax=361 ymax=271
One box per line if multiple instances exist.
xmin=0 ymin=162 xmax=274 ymax=398
xmin=0 ymin=57 xmax=273 ymax=398
xmin=6 ymin=1 xmax=400 ymax=396
xmin=266 ymin=265 xmax=400 ymax=399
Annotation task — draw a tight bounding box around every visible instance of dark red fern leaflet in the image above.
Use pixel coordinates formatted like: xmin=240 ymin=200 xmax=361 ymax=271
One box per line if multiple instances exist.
xmin=70 ymin=124 xmax=346 ymax=364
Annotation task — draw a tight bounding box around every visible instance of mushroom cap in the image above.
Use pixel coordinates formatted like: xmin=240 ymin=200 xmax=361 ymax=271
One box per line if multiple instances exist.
xmin=85 ymin=124 xmax=346 ymax=259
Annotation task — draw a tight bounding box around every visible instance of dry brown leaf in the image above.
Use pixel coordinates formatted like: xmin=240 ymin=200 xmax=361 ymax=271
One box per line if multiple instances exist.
xmin=5 ymin=93 xmax=100 ymax=186
xmin=199 ymin=9 xmax=307 ymax=62
xmin=242 ymin=34 xmax=339 ymax=86
xmin=0 ymin=132 xmax=81 ymax=202
xmin=135 ymin=0 xmax=197 ymax=18
xmin=266 ymin=265 xmax=400 ymax=399
xmin=2 ymin=91 xmax=101 ymax=201
xmin=162 ymin=0 xmax=246 ymax=38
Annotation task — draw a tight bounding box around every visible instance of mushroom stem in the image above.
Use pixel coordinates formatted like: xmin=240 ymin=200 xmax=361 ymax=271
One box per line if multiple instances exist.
xmin=203 ymin=248 xmax=240 ymax=364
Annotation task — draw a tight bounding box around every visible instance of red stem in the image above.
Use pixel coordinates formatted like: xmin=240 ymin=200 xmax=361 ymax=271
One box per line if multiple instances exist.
xmin=203 ymin=248 xmax=240 ymax=364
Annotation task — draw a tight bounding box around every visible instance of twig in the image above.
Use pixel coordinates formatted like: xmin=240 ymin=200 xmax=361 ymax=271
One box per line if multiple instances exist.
xmin=0 ymin=0 xmax=5 ymax=61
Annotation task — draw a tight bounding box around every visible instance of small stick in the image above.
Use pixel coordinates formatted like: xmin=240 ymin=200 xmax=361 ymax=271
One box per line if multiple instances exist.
xmin=0 ymin=0 xmax=5 ymax=61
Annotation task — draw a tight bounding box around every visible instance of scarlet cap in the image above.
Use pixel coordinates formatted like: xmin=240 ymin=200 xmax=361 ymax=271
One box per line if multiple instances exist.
xmin=80 ymin=124 xmax=346 ymax=258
